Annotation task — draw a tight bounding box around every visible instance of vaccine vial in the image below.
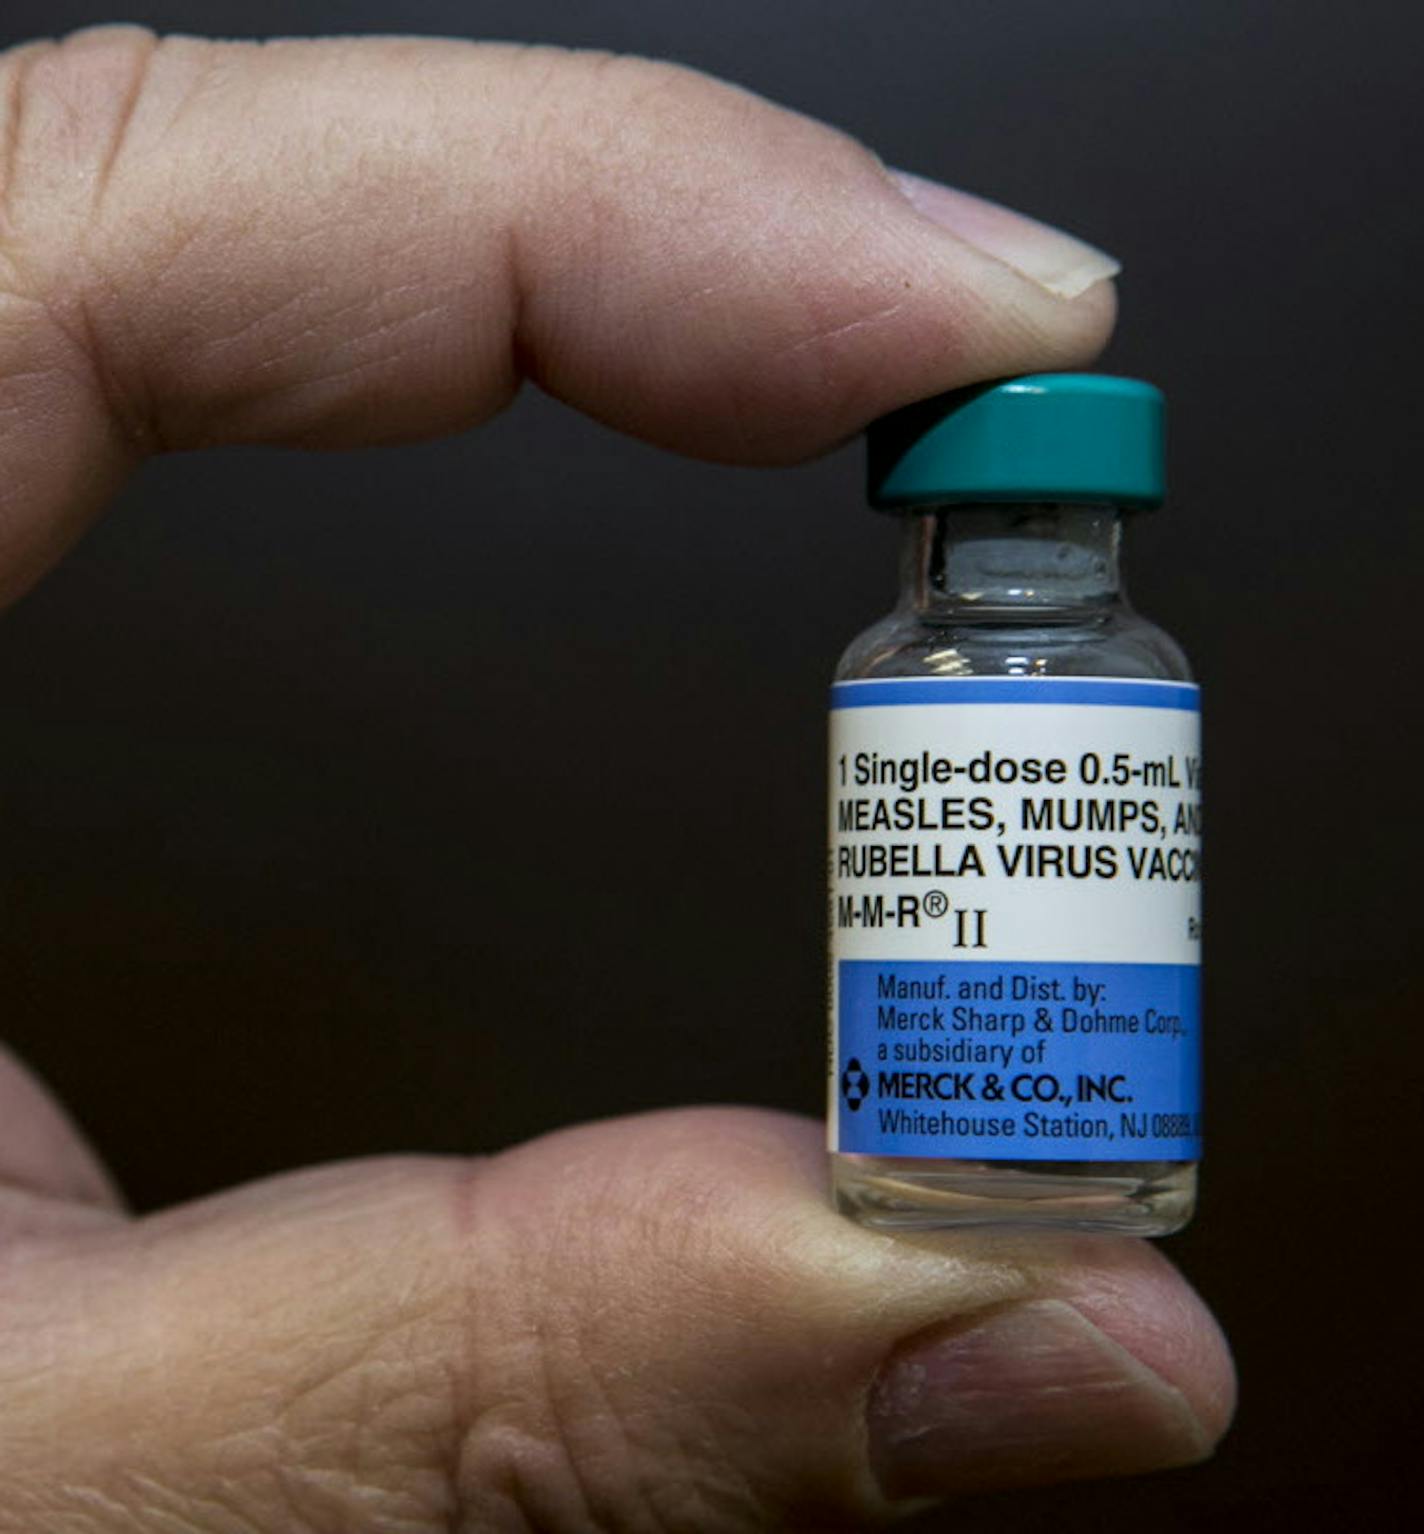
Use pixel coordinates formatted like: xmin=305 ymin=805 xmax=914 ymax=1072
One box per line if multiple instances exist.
xmin=828 ymin=374 xmax=1201 ymax=1234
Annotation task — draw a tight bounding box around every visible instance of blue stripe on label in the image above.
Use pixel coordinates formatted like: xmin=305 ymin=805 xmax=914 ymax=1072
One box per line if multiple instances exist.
xmin=830 ymin=678 xmax=1199 ymax=711
xmin=835 ymin=960 xmax=1200 ymax=1161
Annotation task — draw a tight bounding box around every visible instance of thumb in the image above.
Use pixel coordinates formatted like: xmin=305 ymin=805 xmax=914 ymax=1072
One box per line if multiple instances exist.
xmin=0 ymin=1110 xmax=1233 ymax=1529
xmin=0 ymin=27 xmax=1115 ymax=603
xmin=465 ymin=1112 xmax=1231 ymax=1519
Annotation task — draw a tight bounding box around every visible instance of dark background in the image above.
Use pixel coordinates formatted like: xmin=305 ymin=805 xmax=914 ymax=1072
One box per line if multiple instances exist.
xmin=1 ymin=2 xmax=1419 ymax=1528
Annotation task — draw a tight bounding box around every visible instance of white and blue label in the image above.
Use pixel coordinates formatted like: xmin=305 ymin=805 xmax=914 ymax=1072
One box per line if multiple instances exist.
xmin=829 ymin=677 xmax=1202 ymax=1163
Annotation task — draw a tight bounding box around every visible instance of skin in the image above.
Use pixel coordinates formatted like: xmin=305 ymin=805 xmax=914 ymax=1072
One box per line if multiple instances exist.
xmin=0 ymin=28 xmax=1234 ymax=1532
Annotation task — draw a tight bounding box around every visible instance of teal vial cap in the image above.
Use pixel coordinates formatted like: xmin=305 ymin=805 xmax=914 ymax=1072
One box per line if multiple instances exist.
xmin=867 ymin=373 xmax=1166 ymax=511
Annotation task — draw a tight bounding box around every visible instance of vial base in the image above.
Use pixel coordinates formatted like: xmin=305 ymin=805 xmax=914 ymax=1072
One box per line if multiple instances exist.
xmin=831 ymin=1154 xmax=1196 ymax=1236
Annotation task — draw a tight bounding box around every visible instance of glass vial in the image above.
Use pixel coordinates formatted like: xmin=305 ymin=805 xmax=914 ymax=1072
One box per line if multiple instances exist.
xmin=828 ymin=375 xmax=1201 ymax=1234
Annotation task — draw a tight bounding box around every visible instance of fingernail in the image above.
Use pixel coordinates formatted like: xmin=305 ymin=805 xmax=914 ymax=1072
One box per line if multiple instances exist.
xmin=869 ymin=1299 xmax=1213 ymax=1499
xmin=891 ymin=171 xmax=1120 ymax=299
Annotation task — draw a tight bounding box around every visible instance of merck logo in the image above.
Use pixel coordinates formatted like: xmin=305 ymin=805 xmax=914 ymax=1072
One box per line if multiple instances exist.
xmin=840 ymin=1057 xmax=870 ymax=1112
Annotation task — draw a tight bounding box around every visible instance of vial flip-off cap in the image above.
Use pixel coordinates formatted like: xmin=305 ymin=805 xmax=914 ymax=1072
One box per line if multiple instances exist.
xmin=867 ymin=373 xmax=1166 ymax=511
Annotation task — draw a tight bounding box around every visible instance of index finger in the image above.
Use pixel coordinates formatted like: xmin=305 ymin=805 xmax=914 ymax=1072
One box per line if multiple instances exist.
xmin=0 ymin=27 xmax=1115 ymax=604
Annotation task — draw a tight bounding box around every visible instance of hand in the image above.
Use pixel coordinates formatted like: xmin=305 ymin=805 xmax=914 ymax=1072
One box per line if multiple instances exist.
xmin=0 ymin=28 xmax=1233 ymax=1530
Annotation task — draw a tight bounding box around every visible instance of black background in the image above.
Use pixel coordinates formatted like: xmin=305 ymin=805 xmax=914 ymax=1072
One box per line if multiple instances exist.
xmin=2 ymin=3 xmax=1420 ymax=1528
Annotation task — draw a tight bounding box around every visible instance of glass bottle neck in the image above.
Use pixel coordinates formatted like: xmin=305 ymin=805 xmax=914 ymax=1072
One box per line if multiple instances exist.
xmin=899 ymin=505 xmax=1125 ymax=619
